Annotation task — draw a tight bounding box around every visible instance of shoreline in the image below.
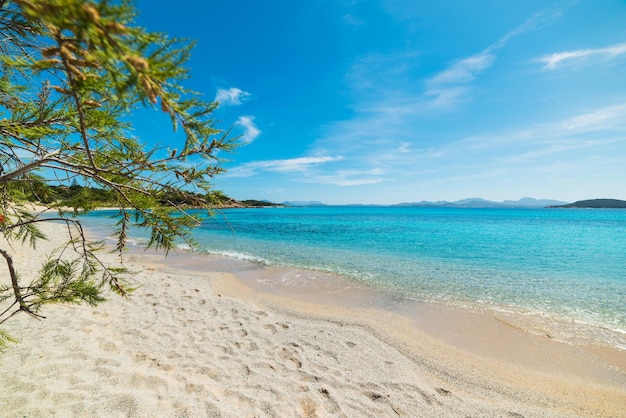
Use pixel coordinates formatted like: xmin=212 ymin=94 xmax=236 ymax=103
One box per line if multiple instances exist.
xmin=154 ymin=246 xmax=626 ymax=357
xmin=1 ymin=221 xmax=625 ymax=416
xmin=153 ymin=250 xmax=626 ymax=382
xmin=121 ymin=240 xmax=626 ymax=413
xmin=33 ymin=203 xmax=626 ymax=352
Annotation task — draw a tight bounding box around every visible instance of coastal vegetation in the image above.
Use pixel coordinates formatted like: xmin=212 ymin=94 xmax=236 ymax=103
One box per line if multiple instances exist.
xmin=5 ymin=178 xmax=281 ymax=209
xmin=0 ymin=0 xmax=236 ymax=349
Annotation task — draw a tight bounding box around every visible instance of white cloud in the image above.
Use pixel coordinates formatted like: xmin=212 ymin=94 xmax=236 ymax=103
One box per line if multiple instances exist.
xmin=346 ymin=50 xmax=421 ymax=97
xmin=263 ymin=156 xmax=343 ymax=172
xmin=561 ymin=104 xmax=626 ymax=131
xmin=428 ymin=51 xmax=495 ymax=86
xmin=236 ymin=116 xmax=261 ymax=144
xmin=295 ymin=11 xmax=576 ymax=194
xmin=498 ymin=139 xmax=622 ymax=164
xmin=537 ymin=42 xmax=626 ymax=70
xmin=215 ymin=87 xmax=251 ymax=105
xmin=310 ymin=168 xmax=385 ymax=186
xmin=424 ymin=10 xmax=562 ymax=109
xmin=446 ymin=104 xmax=626 ymax=161
xmin=345 ymin=11 xmax=553 ymax=113
xmin=228 ymin=156 xmax=343 ymax=178
xmin=225 ymin=154 xmax=387 ymax=188
xmin=423 ymin=48 xmax=496 ymax=110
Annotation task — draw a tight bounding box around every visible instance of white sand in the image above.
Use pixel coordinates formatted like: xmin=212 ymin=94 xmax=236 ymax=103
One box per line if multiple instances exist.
xmin=1 ymin=221 xmax=624 ymax=417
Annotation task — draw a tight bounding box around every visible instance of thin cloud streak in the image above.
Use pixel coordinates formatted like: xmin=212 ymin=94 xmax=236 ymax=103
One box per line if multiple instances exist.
xmin=426 ymin=104 xmax=626 ymax=180
xmin=428 ymin=51 xmax=494 ymax=86
xmin=226 ymin=155 xmax=385 ymax=186
xmin=425 ymin=10 xmax=561 ymax=109
xmin=537 ymin=42 xmax=626 ymax=70
xmin=309 ymin=102 xmax=626 ymax=193
xmin=497 ymin=138 xmax=624 ymax=164
xmin=560 ymin=104 xmax=626 ymax=131
xmin=346 ymin=10 xmax=557 ymax=114
xmin=309 ymin=11 xmax=563 ymax=186
xmin=310 ymin=175 xmax=385 ymax=187
xmin=227 ymin=156 xmax=343 ymax=178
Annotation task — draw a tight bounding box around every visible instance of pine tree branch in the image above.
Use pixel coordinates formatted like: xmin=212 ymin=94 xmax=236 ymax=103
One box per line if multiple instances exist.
xmin=0 ymin=247 xmax=44 ymax=320
xmin=0 ymin=149 xmax=61 ymax=182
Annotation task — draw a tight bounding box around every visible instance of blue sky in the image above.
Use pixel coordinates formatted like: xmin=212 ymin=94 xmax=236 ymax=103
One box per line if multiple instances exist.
xmin=135 ymin=0 xmax=626 ymax=204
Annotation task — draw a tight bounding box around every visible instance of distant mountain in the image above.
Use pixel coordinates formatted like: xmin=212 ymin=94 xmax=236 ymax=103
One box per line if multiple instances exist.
xmin=282 ymin=201 xmax=327 ymax=207
xmin=394 ymin=197 xmax=568 ymax=208
xmin=453 ymin=198 xmax=507 ymax=208
xmin=502 ymin=197 xmax=569 ymax=207
xmin=549 ymin=199 xmax=626 ymax=209
xmin=280 ymin=197 xmax=572 ymax=208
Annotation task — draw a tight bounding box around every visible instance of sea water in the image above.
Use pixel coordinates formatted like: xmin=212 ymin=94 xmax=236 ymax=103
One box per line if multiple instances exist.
xmin=81 ymin=206 xmax=626 ymax=349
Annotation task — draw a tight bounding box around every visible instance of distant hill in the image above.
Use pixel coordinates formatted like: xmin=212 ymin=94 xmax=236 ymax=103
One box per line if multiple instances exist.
xmin=282 ymin=201 xmax=326 ymax=207
xmin=280 ymin=198 xmax=573 ymax=208
xmin=451 ymin=198 xmax=505 ymax=208
xmin=549 ymin=199 xmax=626 ymax=209
xmin=394 ymin=197 xmax=568 ymax=208
xmin=502 ymin=197 xmax=569 ymax=207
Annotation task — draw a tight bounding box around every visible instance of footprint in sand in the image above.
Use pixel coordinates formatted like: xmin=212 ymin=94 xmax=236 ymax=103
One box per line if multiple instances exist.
xmin=262 ymin=321 xmax=291 ymax=335
xmin=277 ymin=346 xmax=303 ymax=369
xmin=435 ymin=387 xmax=451 ymax=396
xmin=300 ymin=397 xmax=318 ymax=418
xmin=263 ymin=324 xmax=277 ymax=334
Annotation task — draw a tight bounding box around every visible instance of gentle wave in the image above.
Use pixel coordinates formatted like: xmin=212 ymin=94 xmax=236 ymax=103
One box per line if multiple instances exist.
xmin=201 ymin=249 xmax=273 ymax=266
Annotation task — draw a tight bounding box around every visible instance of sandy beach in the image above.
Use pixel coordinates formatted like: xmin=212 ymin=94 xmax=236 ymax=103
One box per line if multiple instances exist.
xmin=1 ymin=221 xmax=625 ymax=417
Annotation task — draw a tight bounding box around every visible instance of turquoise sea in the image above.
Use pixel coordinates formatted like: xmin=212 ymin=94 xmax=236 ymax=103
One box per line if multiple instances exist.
xmin=83 ymin=206 xmax=626 ymax=349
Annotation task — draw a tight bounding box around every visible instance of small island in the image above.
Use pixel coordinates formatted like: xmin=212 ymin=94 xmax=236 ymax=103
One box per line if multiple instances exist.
xmin=549 ymin=199 xmax=626 ymax=209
